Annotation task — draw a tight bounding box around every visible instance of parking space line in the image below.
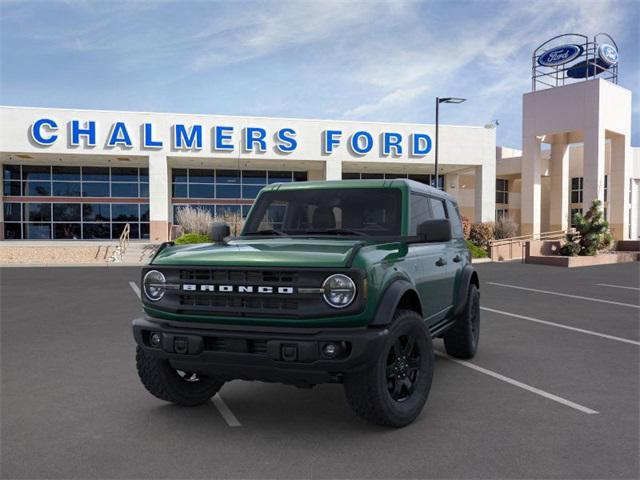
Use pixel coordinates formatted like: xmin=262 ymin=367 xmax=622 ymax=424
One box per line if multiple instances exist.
xmin=436 ymin=352 xmax=599 ymax=415
xmin=212 ymin=394 xmax=242 ymax=427
xmin=488 ymin=282 xmax=640 ymax=309
xmin=129 ymin=281 xmax=141 ymax=299
xmin=596 ymin=283 xmax=640 ymax=291
xmin=481 ymin=306 xmax=640 ymax=346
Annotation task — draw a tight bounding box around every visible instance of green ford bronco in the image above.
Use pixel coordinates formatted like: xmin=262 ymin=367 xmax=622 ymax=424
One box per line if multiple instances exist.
xmin=133 ymin=179 xmax=480 ymax=427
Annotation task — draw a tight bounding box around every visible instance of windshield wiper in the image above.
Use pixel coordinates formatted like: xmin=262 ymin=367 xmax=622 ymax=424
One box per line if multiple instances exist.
xmin=304 ymin=228 xmax=368 ymax=237
xmin=244 ymin=229 xmax=288 ymax=236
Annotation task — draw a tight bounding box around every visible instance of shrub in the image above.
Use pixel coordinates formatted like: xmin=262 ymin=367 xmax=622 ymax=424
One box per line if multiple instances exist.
xmin=175 ymin=206 xmax=214 ymax=235
xmin=466 ymin=239 xmax=487 ymax=258
xmin=494 ymin=216 xmax=519 ymax=240
xmin=174 ymin=233 xmax=212 ymax=245
xmin=469 ymin=222 xmax=495 ymax=250
xmin=560 ymin=199 xmax=613 ymax=256
xmin=461 ymin=216 xmax=472 ymax=239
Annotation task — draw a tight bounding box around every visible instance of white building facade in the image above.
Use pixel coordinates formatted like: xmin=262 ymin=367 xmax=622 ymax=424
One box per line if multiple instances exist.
xmin=0 ymin=106 xmax=496 ymax=242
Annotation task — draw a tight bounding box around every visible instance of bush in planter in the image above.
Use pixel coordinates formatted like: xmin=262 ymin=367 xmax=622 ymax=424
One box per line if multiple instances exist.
xmin=560 ymin=199 xmax=613 ymax=256
xmin=469 ymin=222 xmax=495 ymax=250
xmin=175 ymin=206 xmax=214 ymax=236
xmin=466 ymin=239 xmax=487 ymax=258
xmin=174 ymin=233 xmax=212 ymax=244
xmin=494 ymin=216 xmax=519 ymax=240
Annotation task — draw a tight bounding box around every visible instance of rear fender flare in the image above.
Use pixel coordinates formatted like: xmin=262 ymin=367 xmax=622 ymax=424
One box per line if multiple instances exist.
xmin=453 ymin=265 xmax=479 ymax=317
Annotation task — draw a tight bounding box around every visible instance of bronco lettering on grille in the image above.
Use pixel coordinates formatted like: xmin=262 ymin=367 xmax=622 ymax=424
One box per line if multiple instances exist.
xmin=182 ymin=284 xmax=295 ymax=294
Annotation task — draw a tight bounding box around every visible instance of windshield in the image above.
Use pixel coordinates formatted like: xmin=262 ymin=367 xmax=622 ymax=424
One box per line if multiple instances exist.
xmin=243 ymin=188 xmax=403 ymax=237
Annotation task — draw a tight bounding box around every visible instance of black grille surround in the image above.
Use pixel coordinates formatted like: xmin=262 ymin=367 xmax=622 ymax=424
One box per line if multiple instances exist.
xmin=142 ymin=266 xmax=367 ymax=319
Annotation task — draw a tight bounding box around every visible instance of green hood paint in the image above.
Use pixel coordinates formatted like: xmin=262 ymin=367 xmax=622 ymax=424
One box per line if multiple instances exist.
xmin=152 ymin=238 xmax=364 ymax=268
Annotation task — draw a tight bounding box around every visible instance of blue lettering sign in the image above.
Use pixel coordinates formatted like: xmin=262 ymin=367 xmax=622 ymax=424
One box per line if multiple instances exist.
xmin=30 ymin=118 xmax=58 ymax=145
xmin=173 ymin=124 xmax=202 ymax=149
xmin=411 ymin=133 xmax=432 ymax=156
xmin=383 ymin=132 xmax=403 ymax=156
xmin=244 ymin=127 xmax=267 ymax=152
xmin=214 ymin=126 xmax=234 ymax=151
xmin=323 ymin=130 xmax=342 ymax=154
xmin=107 ymin=122 xmax=132 ymax=148
xmin=275 ymin=128 xmax=297 ymax=153
xmin=143 ymin=123 xmax=163 ymax=148
xmin=71 ymin=120 xmax=96 ymax=147
xmin=350 ymin=131 xmax=373 ymax=155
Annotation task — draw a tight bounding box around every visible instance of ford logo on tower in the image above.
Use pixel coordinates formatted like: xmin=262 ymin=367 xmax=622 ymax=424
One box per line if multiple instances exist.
xmin=537 ymin=44 xmax=583 ymax=67
xmin=598 ymin=43 xmax=618 ymax=66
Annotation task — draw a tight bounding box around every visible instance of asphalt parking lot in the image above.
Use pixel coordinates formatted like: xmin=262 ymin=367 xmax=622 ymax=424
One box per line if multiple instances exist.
xmin=1 ymin=261 xmax=639 ymax=479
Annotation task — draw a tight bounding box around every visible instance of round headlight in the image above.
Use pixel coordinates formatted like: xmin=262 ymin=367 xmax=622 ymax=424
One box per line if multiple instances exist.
xmin=322 ymin=274 xmax=356 ymax=308
xmin=143 ymin=270 xmax=166 ymax=302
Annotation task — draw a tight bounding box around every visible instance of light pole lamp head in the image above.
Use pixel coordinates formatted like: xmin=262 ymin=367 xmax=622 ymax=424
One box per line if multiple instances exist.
xmin=438 ymin=97 xmax=467 ymax=104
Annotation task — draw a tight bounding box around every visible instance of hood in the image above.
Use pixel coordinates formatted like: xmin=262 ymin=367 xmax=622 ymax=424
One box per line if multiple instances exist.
xmin=151 ymin=238 xmax=364 ymax=268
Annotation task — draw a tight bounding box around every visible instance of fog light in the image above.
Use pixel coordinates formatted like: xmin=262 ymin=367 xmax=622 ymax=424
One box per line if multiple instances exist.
xmin=323 ymin=343 xmax=338 ymax=358
xmin=150 ymin=332 xmax=162 ymax=347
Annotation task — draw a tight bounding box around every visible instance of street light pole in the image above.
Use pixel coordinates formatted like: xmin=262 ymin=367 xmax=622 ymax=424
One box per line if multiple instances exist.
xmin=435 ymin=97 xmax=440 ymax=190
xmin=434 ymin=96 xmax=466 ymax=190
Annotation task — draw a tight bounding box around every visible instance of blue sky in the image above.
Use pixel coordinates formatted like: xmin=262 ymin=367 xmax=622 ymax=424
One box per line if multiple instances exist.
xmin=1 ymin=0 xmax=638 ymax=148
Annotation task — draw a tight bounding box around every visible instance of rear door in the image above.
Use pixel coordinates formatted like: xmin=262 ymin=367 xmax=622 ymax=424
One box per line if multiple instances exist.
xmin=427 ymin=196 xmax=457 ymax=314
xmin=408 ymin=193 xmax=449 ymax=324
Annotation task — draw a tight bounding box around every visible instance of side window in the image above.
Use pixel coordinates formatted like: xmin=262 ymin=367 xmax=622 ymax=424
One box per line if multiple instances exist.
xmin=446 ymin=200 xmax=464 ymax=238
xmin=429 ymin=198 xmax=447 ymax=220
xmin=409 ymin=193 xmax=431 ymax=235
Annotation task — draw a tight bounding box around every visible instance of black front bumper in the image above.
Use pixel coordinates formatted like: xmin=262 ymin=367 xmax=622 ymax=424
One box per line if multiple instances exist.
xmin=132 ymin=316 xmax=389 ymax=386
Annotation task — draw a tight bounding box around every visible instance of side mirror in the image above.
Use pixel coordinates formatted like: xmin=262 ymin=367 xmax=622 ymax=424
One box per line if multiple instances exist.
xmin=210 ymin=222 xmax=231 ymax=244
xmin=417 ymin=219 xmax=452 ymax=243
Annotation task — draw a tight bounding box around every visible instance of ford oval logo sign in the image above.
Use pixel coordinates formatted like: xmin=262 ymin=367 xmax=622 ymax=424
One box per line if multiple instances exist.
xmin=598 ymin=44 xmax=618 ymax=66
xmin=538 ymin=44 xmax=583 ymax=67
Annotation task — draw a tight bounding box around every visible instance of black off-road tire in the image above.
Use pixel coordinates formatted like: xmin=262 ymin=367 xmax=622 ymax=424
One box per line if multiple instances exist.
xmin=136 ymin=347 xmax=224 ymax=406
xmin=344 ymin=309 xmax=434 ymax=428
xmin=443 ymin=284 xmax=480 ymax=359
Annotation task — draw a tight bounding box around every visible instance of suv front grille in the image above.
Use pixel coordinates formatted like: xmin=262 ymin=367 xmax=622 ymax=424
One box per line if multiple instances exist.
xmin=144 ymin=267 xmax=365 ymax=319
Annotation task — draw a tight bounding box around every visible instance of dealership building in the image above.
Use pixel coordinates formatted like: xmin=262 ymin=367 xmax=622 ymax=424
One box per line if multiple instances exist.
xmin=0 ymin=34 xmax=638 ymax=243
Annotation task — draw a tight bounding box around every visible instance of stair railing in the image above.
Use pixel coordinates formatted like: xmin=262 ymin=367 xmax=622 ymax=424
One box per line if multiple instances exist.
xmin=106 ymin=223 xmax=131 ymax=263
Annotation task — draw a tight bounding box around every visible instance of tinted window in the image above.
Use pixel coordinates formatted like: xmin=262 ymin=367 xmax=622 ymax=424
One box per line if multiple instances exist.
xmin=25 ymin=203 xmax=51 ymax=221
xmin=83 ymin=203 xmax=111 ymax=221
xmin=112 ymin=204 xmax=139 ymax=221
xmin=52 ymin=182 xmax=81 ymax=196
xmin=110 ymin=167 xmax=138 ymax=181
xmin=54 ymin=223 xmax=81 ymax=239
xmin=52 ymin=166 xmax=80 ymax=181
xmin=447 ymin=200 xmax=464 ymax=238
xmin=3 ymin=165 xmax=21 ymax=181
xmin=82 ymin=182 xmax=109 ymax=197
xmin=53 ymin=203 xmax=81 ymax=221
xmin=245 ymin=188 xmax=402 ymax=236
xmin=23 ymin=166 xmax=51 ymax=181
xmin=410 ymin=194 xmax=431 ymax=235
xmin=26 ymin=181 xmax=51 ymax=196
xmin=111 ymin=183 xmax=139 ymax=197
xmin=189 ymin=169 xmax=215 ymax=183
xmin=429 ymin=198 xmax=447 ymax=220
xmin=82 ymin=167 xmax=109 ymax=182
xmin=3 ymin=181 xmax=21 ymax=196
xmin=4 ymin=203 xmax=21 ymax=221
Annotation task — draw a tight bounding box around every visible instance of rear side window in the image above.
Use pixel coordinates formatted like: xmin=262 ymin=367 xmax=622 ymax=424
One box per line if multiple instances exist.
xmin=409 ymin=194 xmax=432 ymax=235
xmin=446 ymin=200 xmax=464 ymax=238
xmin=429 ymin=198 xmax=447 ymax=220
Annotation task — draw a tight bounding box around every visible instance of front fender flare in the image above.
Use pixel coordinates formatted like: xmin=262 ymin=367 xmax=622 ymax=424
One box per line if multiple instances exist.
xmin=370 ymin=279 xmax=419 ymax=326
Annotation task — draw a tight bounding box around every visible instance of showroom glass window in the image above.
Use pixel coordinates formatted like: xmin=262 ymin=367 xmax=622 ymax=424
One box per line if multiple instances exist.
xmin=342 ymin=172 xmax=445 ymax=190
xmin=2 ymin=164 xmax=149 ymax=240
xmin=171 ymin=168 xmax=307 ymax=219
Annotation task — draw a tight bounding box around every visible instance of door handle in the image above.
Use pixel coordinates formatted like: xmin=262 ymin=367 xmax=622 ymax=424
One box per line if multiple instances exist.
xmin=436 ymin=257 xmax=447 ymax=267
xmin=453 ymin=255 xmax=462 ymax=263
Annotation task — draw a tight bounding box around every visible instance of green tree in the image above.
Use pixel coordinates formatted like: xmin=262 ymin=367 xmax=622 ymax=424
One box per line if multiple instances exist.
xmin=560 ymin=199 xmax=613 ymax=256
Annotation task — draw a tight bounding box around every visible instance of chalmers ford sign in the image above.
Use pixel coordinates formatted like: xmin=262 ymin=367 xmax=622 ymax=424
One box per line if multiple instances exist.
xmin=28 ymin=118 xmax=434 ymax=157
